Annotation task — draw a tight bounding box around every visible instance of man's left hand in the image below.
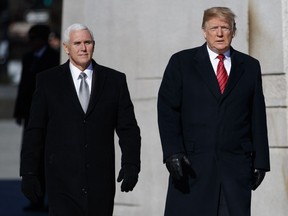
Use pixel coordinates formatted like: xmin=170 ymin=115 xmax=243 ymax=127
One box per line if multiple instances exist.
xmin=117 ymin=164 xmax=139 ymax=192
xmin=252 ymin=169 xmax=266 ymax=190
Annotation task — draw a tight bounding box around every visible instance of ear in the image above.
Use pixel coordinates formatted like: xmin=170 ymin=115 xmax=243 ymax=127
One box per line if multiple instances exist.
xmin=202 ymin=29 xmax=207 ymax=39
xmin=63 ymin=43 xmax=69 ymax=55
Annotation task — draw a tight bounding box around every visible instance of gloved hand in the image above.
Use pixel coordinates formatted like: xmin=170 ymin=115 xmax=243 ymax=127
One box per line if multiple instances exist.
xmin=117 ymin=164 xmax=139 ymax=192
xmin=21 ymin=175 xmax=43 ymax=203
xmin=15 ymin=118 xmax=22 ymax=126
xmin=252 ymin=169 xmax=266 ymax=190
xmin=165 ymin=153 xmax=194 ymax=180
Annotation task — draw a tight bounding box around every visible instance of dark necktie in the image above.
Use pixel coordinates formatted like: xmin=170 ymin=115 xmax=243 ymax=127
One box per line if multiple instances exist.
xmin=78 ymin=73 xmax=89 ymax=112
xmin=216 ymin=54 xmax=228 ymax=94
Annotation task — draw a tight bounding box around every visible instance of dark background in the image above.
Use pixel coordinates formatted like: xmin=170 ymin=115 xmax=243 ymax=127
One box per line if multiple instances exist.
xmin=0 ymin=1 xmax=62 ymax=215
xmin=0 ymin=0 xmax=63 ymax=119
xmin=0 ymin=0 xmax=63 ymax=85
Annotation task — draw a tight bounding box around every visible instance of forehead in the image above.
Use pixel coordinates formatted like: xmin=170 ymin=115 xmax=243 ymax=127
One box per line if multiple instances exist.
xmin=69 ymin=29 xmax=93 ymax=41
xmin=205 ymin=17 xmax=230 ymax=26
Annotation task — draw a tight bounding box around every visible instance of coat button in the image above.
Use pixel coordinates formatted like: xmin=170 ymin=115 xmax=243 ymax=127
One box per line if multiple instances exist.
xmin=81 ymin=188 xmax=87 ymax=194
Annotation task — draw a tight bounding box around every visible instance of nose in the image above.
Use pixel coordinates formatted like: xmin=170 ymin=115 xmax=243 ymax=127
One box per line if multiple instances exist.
xmin=216 ymin=27 xmax=223 ymax=36
xmin=80 ymin=42 xmax=87 ymax=50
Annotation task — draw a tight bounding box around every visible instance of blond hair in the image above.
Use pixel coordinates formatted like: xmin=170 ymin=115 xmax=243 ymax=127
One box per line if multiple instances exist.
xmin=201 ymin=7 xmax=237 ymax=33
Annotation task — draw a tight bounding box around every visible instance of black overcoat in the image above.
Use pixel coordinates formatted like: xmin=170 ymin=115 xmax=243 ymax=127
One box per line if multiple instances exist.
xmin=20 ymin=60 xmax=141 ymax=216
xmin=158 ymin=44 xmax=270 ymax=216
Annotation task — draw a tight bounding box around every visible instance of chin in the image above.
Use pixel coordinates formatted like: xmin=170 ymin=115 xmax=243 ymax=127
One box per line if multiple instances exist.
xmin=216 ymin=47 xmax=229 ymax=53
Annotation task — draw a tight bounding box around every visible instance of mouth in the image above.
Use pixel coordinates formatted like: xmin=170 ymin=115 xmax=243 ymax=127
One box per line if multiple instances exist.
xmin=215 ymin=41 xmax=226 ymax=46
xmin=79 ymin=54 xmax=89 ymax=57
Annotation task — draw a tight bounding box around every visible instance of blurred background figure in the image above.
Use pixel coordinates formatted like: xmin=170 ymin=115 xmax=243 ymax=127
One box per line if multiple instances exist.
xmin=48 ymin=30 xmax=61 ymax=51
xmin=13 ymin=23 xmax=60 ymax=212
xmin=0 ymin=0 xmax=9 ymax=83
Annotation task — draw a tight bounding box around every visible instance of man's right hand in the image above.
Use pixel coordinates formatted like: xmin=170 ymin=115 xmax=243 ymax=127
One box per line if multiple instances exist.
xmin=21 ymin=175 xmax=43 ymax=203
xmin=165 ymin=153 xmax=195 ymax=180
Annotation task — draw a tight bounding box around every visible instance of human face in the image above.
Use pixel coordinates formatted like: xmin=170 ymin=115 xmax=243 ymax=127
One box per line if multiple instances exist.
xmin=202 ymin=17 xmax=234 ymax=54
xmin=63 ymin=29 xmax=95 ymax=71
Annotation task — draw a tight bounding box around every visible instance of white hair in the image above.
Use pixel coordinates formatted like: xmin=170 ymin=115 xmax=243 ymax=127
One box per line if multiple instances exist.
xmin=63 ymin=23 xmax=94 ymax=44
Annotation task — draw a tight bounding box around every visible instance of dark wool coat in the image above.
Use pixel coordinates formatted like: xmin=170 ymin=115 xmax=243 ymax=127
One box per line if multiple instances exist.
xmin=158 ymin=44 xmax=270 ymax=216
xmin=20 ymin=60 xmax=141 ymax=216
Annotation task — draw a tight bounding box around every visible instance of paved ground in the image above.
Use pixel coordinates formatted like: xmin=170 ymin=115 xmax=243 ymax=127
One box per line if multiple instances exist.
xmin=0 ymin=180 xmax=48 ymax=216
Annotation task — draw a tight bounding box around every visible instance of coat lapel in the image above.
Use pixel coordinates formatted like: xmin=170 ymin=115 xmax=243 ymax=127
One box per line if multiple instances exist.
xmin=194 ymin=44 xmax=221 ymax=100
xmin=85 ymin=60 xmax=107 ymax=116
xmin=58 ymin=60 xmax=108 ymax=115
xmin=222 ymin=48 xmax=245 ymax=98
xmin=58 ymin=61 xmax=85 ymax=113
xmin=194 ymin=45 xmax=246 ymax=101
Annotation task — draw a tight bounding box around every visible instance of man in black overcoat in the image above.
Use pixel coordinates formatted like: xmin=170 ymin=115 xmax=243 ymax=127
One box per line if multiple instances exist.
xmin=158 ymin=7 xmax=270 ymax=216
xmin=20 ymin=23 xmax=141 ymax=216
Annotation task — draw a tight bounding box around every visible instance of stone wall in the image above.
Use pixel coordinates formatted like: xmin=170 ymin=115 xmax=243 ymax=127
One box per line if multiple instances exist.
xmin=249 ymin=0 xmax=288 ymax=215
xmin=61 ymin=0 xmax=287 ymax=215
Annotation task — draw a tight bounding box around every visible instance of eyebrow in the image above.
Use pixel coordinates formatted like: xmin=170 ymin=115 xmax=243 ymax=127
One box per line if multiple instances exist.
xmin=72 ymin=40 xmax=94 ymax=44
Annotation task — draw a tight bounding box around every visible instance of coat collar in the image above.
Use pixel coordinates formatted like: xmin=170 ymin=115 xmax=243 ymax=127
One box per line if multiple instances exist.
xmin=194 ymin=44 xmax=246 ymax=101
xmin=58 ymin=60 xmax=107 ymax=115
xmin=194 ymin=44 xmax=221 ymax=99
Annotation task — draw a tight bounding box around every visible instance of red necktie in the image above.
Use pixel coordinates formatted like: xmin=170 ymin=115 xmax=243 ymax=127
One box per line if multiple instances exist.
xmin=216 ymin=54 xmax=228 ymax=94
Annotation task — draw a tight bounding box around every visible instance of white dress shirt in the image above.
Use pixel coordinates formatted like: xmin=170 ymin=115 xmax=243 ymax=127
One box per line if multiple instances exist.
xmin=70 ymin=62 xmax=93 ymax=96
xmin=206 ymin=46 xmax=231 ymax=76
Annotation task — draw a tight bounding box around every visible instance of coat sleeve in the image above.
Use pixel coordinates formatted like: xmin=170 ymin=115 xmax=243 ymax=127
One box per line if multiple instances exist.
xmin=115 ymin=74 xmax=141 ymax=170
xmin=251 ymin=61 xmax=270 ymax=171
xmin=20 ymin=73 xmax=47 ymax=176
xmin=157 ymin=54 xmax=186 ymax=162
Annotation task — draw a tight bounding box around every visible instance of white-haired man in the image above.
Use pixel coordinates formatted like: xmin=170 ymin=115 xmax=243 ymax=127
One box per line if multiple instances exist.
xmin=20 ymin=23 xmax=141 ymax=216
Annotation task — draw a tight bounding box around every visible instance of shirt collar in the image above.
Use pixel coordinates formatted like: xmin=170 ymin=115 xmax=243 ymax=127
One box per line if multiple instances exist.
xmin=70 ymin=62 xmax=93 ymax=81
xmin=206 ymin=45 xmax=231 ymax=61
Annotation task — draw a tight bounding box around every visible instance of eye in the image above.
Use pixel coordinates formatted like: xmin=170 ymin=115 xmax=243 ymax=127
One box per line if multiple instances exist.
xmin=73 ymin=42 xmax=81 ymax=46
xmin=84 ymin=41 xmax=93 ymax=45
xmin=210 ymin=27 xmax=218 ymax=31
xmin=221 ymin=26 xmax=230 ymax=32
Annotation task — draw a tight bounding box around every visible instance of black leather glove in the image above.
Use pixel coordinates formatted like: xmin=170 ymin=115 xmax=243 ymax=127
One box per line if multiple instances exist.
xmin=252 ymin=169 xmax=266 ymax=191
xmin=117 ymin=164 xmax=139 ymax=192
xmin=15 ymin=118 xmax=22 ymax=126
xmin=21 ymin=175 xmax=43 ymax=203
xmin=165 ymin=153 xmax=194 ymax=180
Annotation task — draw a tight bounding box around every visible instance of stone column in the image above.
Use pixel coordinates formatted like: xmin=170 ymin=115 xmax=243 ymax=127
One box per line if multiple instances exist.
xmin=249 ymin=0 xmax=288 ymax=215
